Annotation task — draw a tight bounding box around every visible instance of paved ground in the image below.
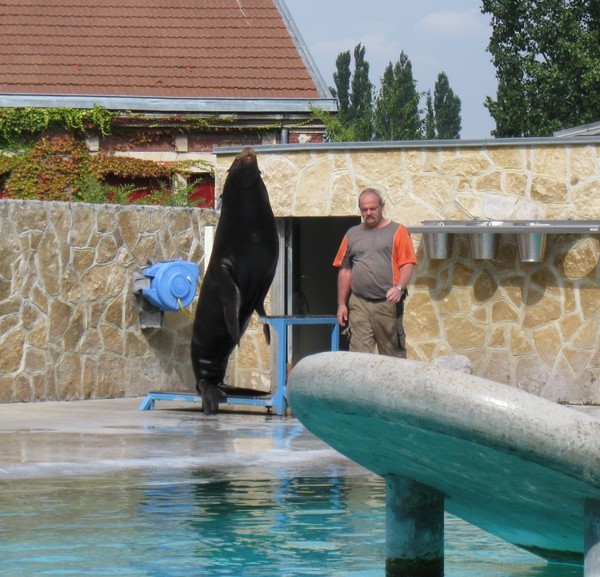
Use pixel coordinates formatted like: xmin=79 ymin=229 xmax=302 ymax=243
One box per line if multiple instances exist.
xmin=0 ymin=397 xmax=360 ymax=480
xmin=0 ymin=396 xmax=598 ymax=480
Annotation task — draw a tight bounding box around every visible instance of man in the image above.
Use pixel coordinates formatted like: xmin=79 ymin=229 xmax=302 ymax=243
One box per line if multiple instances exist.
xmin=333 ymin=188 xmax=416 ymax=358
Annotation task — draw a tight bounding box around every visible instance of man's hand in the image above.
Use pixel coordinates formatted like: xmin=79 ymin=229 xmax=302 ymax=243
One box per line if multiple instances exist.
xmin=386 ymin=286 xmax=406 ymax=303
xmin=337 ymin=303 xmax=349 ymax=327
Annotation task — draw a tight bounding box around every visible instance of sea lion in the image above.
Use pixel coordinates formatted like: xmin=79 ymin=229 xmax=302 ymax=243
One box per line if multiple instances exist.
xmin=191 ymin=148 xmax=279 ymax=414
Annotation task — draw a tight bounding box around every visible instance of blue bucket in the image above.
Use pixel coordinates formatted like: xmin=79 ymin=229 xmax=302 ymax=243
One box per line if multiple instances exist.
xmin=141 ymin=260 xmax=200 ymax=312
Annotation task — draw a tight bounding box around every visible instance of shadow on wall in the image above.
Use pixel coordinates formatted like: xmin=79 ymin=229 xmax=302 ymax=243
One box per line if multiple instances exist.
xmin=141 ymin=309 xmax=197 ymax=392
xmin=415 ymin=234 xmax=600 ymax=304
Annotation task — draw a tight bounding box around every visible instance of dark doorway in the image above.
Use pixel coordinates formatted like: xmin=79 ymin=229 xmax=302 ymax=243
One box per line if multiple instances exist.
xmin=289 ymin=216 xmax=359 ymax=365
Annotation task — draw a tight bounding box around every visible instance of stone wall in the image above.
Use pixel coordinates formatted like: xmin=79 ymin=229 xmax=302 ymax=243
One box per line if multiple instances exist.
xmin=3 ymin=137 xmax=600 ymax=404
xmin=217 ymin=138 xmax=600 ymax=403
xmin=0 ymin=200 xmax=228 ymax=402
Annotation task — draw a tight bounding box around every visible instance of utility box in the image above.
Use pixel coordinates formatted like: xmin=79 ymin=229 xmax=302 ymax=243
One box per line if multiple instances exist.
xmin=139 ymin=260 xmax=200 ymax=312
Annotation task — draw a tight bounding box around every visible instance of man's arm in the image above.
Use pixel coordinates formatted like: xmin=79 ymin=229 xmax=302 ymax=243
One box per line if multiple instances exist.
xmin=397 ymin=262 xmax=415 ymax=290
xmin=337 ymin=267 xmax=352 ymax=326
xmin=386 ymin=262 xmax=415 ymax=302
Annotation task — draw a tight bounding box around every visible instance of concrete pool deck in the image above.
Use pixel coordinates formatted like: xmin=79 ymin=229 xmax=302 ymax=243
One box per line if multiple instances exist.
xmin=0 ymin=396 xmax=599 ymax=481
xmin=0 ymin=397 xmax=364 ymax=480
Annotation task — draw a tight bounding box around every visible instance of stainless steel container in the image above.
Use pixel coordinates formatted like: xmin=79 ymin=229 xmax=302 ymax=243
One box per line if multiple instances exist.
xmin=517 ymin=232 xmax=547 ymax=262
xmin=422 ymin=232 xmax=453 ymax=259
xmin=470 ymin=233 xmax=499 ymax=259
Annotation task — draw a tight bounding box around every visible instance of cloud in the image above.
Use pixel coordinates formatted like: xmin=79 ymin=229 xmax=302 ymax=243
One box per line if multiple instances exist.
xmin=311 ymin=33 xmax=402 ymax=83
xmin=416 ymin=9 xmax=489 ymax=39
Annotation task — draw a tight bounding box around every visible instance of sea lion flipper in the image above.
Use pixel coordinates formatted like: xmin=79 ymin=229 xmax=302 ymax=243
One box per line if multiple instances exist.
xmin=218 ymin=260 xmax=242 ymax=343
xmin=198 ymin=380 xmax=227 ymax=415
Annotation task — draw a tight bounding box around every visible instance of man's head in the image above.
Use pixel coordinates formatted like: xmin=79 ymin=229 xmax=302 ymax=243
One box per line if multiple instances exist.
xmin=358 ymin=188 xmax=384 ymax=229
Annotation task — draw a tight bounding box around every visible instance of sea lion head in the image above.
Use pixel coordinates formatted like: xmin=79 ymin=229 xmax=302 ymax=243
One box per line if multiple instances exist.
xmin=224 ymin=148 xmax=262 ymax=192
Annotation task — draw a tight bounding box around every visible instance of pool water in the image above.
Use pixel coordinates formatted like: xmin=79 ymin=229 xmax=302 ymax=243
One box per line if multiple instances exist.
xmin=0 ymin=469 xmax=582 ymax=577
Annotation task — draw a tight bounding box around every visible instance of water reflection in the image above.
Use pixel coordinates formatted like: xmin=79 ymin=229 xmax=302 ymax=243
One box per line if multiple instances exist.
xmin=0 ymin=469 xmax=583 ymax=577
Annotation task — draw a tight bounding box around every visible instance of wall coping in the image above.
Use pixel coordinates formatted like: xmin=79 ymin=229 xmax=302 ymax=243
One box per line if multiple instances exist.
xmin=214 ymin=135 xmax=600 ymax=156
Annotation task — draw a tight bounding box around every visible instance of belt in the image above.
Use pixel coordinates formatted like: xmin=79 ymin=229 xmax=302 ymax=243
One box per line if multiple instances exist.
xmin=354 ymin=294 xmax=387 ymax=303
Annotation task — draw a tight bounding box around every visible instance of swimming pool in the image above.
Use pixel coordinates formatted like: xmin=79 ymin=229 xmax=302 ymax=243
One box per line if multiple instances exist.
xmin=0 ymin=469 xmax=582 ymax=576
xmin=0 ymin=403 xmax=584 ymax=576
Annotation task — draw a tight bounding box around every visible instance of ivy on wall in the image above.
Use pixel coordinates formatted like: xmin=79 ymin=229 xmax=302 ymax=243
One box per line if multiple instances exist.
xmin=0 ymin=106 xmax=116 ymax=148
xmin=0 ymin=104 xmax=323 ymax=205
xmin=0 ymin=135 xmax=212 ymax=206
xmin=0 ymin=106 xmax=214 ymax=206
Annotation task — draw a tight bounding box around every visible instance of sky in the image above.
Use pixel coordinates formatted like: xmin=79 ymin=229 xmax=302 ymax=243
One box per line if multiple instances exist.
xmin=283 ymin=0 xmax=498 ymax=140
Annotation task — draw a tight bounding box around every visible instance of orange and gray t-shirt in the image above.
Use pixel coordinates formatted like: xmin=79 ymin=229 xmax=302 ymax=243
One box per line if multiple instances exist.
xmin=333 ymin=222 xmax=416 ymax=300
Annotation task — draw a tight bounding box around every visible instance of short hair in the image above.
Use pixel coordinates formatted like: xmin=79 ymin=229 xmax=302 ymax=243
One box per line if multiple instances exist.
xmin=359 ymin=188 xmax=384 ymax=206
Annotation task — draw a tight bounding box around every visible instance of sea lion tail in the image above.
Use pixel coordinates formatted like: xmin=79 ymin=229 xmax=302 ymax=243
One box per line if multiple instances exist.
xmin=256 ymin=303 xmax=270 ymax=345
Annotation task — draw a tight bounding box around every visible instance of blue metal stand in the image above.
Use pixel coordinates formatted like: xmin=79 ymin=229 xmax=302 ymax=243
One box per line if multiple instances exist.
xmin=139 ymin=315 xmax=340 ymax=415
xmin=258 ymin=315 xmax=340 ymax=415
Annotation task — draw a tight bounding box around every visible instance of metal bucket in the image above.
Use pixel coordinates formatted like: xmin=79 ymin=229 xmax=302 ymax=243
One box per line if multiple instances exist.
xmin=517 ymin=232 xmax=547 ymax=262
xmin=470 ymin=233 xmax=499 ymax=259
xmin=422 ymin=232 xmax=453 ymax=259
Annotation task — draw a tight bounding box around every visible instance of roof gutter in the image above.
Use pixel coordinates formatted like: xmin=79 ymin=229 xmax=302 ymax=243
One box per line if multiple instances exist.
xmin=0 ymin=94 xmax=339 ymax=113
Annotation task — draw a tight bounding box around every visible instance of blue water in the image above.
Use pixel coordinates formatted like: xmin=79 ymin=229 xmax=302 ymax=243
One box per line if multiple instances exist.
xmin=0 ymin=469 xmax=582 ymax=577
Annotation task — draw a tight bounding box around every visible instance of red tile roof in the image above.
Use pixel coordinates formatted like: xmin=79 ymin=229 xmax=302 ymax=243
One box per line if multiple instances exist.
xmin=0 ymin=0 xmax=327 ymax=100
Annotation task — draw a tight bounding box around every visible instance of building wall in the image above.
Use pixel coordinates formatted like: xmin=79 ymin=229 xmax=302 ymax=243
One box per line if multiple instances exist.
xmin=2 ymin=138 xmax=600 ymax=404
xmin=217 ymin=138 xmax=600 ymax=404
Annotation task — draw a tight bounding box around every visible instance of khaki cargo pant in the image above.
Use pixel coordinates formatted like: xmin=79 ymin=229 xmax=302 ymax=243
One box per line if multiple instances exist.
xmin=347 ymin=293 xmax=407 ymax=358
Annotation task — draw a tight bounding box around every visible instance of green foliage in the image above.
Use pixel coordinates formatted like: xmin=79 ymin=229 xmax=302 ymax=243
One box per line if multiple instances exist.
xmin=77 ymin=177 xmax=139 ymax=204
xmin=309 ymin=105 xmax=361 ymax=142
xmin=482 ymin=0 xmax=600 ymax=136
xmin=374 ymin=52 xmax=422 ymax=140
xmin=332 ymin=44 xmax=373 ymax=141
xmin=88 ymin=153 xmax=177 ymax=181
xmin=77 ymin=177 xmax=198 ymax=207
xmin=0 ymin=152 xmax=19 ymax=177
xmin=333 ymin=51 xmax=352 ymax=118
xmin=0 ymin=106 xmax=116 ymax=147
xmin=328 ymin=45 xmax=462 ymax=141
xmin=1 ymin=135 xmax=211 ymax=206
xmin=144 ymin=181 xmax=198 ymax=207
xmin=349 ymin=44 xmax=374 ymax=140
xmin=433 ymin=72 xmax=462 ymax=139
xmin=5 ymin=137 xmax=91 ymax=200
xmin=424 ymin=92 xmax=436 ymax=139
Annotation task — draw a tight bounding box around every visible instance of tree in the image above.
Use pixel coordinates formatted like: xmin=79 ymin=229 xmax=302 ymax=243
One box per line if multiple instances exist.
xmin=332 ymin=50 xmax=351 ymax=120
xmin=424 ymin=91 xmax=436 ymax=139
xmin=330 ymin=43 xmax=373 ymax=141
xmin=326 ymin=48 xmax=463 ymax=141
xmin=433 ymin=72 xmax=462 ymax=139
xmin=482 ymin=0 xmax=600 ymax=137
xmin=349 ymin=44 xmax=374 ymax=140
xmin=374 ymin=51 xmax=421 ymax=140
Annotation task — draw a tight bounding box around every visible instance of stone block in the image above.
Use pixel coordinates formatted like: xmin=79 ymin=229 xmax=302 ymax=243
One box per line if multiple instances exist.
xmin=352 ymin=150 xmax=403 ymax=181
xmin=487 ymin=147 xmax=524 ymax=169
xmin=533 ymin=147 xmax=567 ymax=178
xmin=443 ymin=315 xmax=486 ymax=351
xmin=0 ymin=328 xmax=25 ymax=372
xmin=441 ymin=154 xmax=492 ymax=177
xmin=54 ymin=353 xmax=82 ymax=399
xmin=563 ymin=238 xmax=599 ymax=278
xmin=531 ymin=175 xmax=568 ymax=204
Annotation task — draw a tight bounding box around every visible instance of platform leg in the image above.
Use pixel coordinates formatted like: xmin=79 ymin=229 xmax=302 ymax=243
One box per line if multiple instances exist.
xmin=274 ymin=324 xmax=287 ymax=415
xmin=138 ymin=394 xmax=155 ymax=411
xmin=385 ymin=475 xmax=444 ymax=577
xmin=330 ymin=322 xmax=340 ymax=352
xmin=585 ymin=499 xmax=600 ymax=576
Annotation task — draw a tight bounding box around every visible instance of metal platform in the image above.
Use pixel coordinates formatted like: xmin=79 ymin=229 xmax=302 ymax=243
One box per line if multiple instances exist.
xmin=139 ymin=315 xmax=340 ymax=415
